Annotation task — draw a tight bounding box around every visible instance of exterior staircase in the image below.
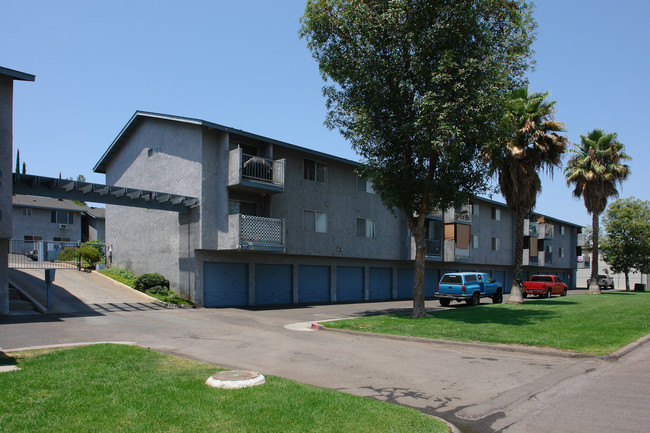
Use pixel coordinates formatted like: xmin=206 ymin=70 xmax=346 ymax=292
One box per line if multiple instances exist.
xmin=8 ymin=284 xmax=39 ymax=315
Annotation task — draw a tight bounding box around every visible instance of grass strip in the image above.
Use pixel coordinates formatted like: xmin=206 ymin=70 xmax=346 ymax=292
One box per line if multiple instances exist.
xmin=325 ymin=292 xmax=650 ymax=355
xmin=0 ymin=344 xmax=447 ymax=433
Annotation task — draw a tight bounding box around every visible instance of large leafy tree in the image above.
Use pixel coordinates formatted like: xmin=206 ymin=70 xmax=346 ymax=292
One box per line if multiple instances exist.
xmin=300 ymin=0 xmax=536 ymax=316
xmin=601 ymin=197 xmax=650 ymax=291
xmin=565 ymin=129 xmax=631 ymax=294
xmin=484 ymin=87 xmax=568 ymax=304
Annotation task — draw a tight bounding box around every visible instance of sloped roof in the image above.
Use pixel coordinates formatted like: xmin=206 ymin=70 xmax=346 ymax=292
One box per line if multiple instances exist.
xmin=0 ymin=66 xmax=35 ymax=82
xmin=93 ymin=111 xmax=358 ymax=173
xmin=13 ymin=194 xmax=105 ymax=219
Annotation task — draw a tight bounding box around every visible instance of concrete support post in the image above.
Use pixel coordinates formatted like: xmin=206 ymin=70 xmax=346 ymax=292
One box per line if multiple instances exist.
xmin=292 ymin=265 xmax=299 ymax=304
xmin=248 ymin=263 xmax=255 ymax=306
xmin=363 ymin=266 xmax=370 ymax=300
xmin=330 ymin=266 xmax=337 ymax=302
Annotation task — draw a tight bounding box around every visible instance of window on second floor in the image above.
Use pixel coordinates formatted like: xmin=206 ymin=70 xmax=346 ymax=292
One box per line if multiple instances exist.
xmin=491 ymin=207 xmax=501 ymax=221
xmin=22 ymin=208 xmax=32 ymax=216
xmin=51 ymin=211 xmax=74 ymax=225
xmin=357 ymin=217 xmax=376 ymax=238
xmin=491 ymin=237 xmax=500 ymax=251
xmin=356 ymin=176 xmax=375 ymax=193
xmin=303 ymin=210 xmax=327 ymax=233
xmin=560 ymin=225 xmax=566 ymax=235
xmin=559 ymin=247 xmax=565 ymax=258
xmin=472 ymin=234 xmax=479 ymax=249
xmin=304 ymin=159 xmax=327 ymax=183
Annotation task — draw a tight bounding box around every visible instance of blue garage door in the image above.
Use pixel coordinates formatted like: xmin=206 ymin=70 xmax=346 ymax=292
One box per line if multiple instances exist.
xmin=369 ymin=267 xmax=392 ymax=300
xmin=298 ymin=265 xmax=330 ymax=303
xmin=255 ymin=264 xmax=292 ymax=305
xmin=425 ymin=268 xmax=439 ymax=297
xmin=493 ymin=271 xmax=507 ymax=292
xmin=397 ymin=268 xmax=414 ymax=299
xmin=337 ymin=266 xmax=364 ymax=301
xmin=204 ymin=262 xmax=249 ymax=307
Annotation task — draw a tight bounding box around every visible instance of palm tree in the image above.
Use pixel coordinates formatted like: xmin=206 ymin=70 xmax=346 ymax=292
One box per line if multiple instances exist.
xmin=565 ymin=129 xmax=631 ymax=294
xmin=485 ymin=87 xmax=568 ymax=304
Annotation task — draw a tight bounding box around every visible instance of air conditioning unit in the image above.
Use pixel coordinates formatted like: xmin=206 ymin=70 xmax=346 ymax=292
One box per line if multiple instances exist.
xmin=59 ymin=224 xmax=68 ymax=229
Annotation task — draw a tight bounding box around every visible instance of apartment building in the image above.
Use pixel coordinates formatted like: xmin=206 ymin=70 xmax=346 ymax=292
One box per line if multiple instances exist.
xmin=94 ymin=111 xmax=580 ymax=307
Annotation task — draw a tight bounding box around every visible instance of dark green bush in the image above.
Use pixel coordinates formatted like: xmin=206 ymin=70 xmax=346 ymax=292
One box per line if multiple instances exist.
xmin=57 ymin=247 xmax=77 ymax=262
xmin=134 ymin=273 xmax=169 ymax=293
xmin=145 ymin=285 xmax=169 ymax=296
xmin=105 ymin=267 xmax=136 ymax=280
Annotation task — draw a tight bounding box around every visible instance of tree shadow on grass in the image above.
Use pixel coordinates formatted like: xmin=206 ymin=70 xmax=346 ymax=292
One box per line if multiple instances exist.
xmin=385 ymin=306 xmax=560 ymax=326
xmin=0 ymin=351 xmax=17 ymax=366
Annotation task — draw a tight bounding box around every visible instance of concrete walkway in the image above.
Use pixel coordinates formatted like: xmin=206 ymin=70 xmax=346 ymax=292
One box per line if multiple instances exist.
xmin=1 ymin=269 xmax=648 ymax=433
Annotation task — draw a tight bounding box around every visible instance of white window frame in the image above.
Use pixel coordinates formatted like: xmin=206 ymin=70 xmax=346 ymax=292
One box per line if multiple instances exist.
xmin=303 ymin=209 xmax=327 ymax=233
xmin=560 ymin=225 xmax=565 ymax=235
xmin=472 ymin=234 xmax=479 ymax=249
xmin=357 ymin=217 xmax=376 ymax=238
xmin=491 ymin=207 xmax=501 ymax=221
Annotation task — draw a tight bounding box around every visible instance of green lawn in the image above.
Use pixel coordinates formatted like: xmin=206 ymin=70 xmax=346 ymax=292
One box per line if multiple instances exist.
xmin=0 ymin=344 xmax=447 ymax=433
xmin=325 ymin=292 xmax=650 ymax=355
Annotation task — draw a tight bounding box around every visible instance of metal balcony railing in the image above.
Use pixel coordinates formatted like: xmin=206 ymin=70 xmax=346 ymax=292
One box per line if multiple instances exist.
xmin=241 ymin=153 xmax=284 ymax=185
xmin=239 ymin=215 xmax=285 ymax=250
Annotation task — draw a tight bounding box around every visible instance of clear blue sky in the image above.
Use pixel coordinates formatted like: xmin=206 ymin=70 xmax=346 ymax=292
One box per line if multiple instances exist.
xmin=3 ymin=0 xmax=648 ymax=227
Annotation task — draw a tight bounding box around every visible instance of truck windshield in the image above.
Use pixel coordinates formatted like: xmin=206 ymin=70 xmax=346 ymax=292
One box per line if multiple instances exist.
xmin=441 ymin=275 xmax=463 ymax=284
xmin=531 ymin=276 xmax=552 ymax=282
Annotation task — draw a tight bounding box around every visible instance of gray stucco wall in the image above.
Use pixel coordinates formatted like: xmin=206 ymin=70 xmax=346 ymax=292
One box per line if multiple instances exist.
xmin=104 ymin=118 xmax=203 ymax=298
xmin=270 ymin=146 xmax=407 ymax=260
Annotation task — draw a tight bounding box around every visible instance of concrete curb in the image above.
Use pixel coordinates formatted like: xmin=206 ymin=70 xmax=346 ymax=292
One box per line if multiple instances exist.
xmin=312 ymin=321 xmax=650 ymax=360
xmin=2 ymin=341 xmax=139 ymax=353
xmin=92 ymin=271 xmax=195 ymax=309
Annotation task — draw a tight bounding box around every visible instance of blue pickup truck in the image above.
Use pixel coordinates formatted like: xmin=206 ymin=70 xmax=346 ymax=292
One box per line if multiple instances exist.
xmin=435 ymin=272 xmax=503 ymax=307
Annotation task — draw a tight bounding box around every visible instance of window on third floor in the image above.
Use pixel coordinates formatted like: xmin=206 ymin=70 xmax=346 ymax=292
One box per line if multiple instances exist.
xmin=304 ymin=159 xmax=328 ymax=183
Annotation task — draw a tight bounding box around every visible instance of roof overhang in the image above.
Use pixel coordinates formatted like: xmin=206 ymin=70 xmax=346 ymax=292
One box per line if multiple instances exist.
xmin=13 ymin=173 xmax=198 ymax=213
xmin=0 ymin=66 xmax=35 ymax=82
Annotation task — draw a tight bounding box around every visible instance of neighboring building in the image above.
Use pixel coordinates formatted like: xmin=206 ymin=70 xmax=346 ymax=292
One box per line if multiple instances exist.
xmin=576 ymin=251 xmax=649 ymax=289
xmin=12 ymin=194 xmax=105 ymax=244
xmin=93 ymin=111 xmax=581 ymax=307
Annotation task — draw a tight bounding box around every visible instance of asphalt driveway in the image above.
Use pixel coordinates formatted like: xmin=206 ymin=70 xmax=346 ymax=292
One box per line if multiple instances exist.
xmin=1 ymin=269 xmax=648 ymax=433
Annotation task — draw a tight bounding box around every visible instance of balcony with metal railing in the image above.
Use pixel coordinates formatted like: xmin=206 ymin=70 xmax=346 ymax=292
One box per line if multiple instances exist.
xmin=425 ymin=239 xmax=442 ymax=259
xmin=227 ymin=148 xmax=285 ymax=193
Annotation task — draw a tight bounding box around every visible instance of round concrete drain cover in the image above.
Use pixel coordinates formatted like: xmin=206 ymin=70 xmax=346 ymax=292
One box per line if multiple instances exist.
xmin=206 ymin=370 xmax=266 ymax=389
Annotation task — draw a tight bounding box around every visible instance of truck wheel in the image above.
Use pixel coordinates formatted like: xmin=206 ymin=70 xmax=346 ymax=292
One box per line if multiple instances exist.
xmin=492 ymin=291 xmax=503 ymax=304
xmin=439 ymin=298 xmax=451 ymax=307
xmin=466 ymin=292 xmax=480 ymax=306
xmin=562 ymin=288 xmax=567 ymax=296
xmin=522 ymin=292 xmax=528 ymax=298
xmin=545 ymin=289 xmax=551 ymax=298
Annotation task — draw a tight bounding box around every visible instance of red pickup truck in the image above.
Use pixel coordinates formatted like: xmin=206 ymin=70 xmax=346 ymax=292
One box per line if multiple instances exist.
xmin=522 ymin=275 xmax=568 ymax=298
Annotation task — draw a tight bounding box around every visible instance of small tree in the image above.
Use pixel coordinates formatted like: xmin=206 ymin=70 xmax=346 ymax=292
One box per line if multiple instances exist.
xmin=301 ymin=0 xmax=536 ymax=316
xmin=15 ymin=149 xmax=20 ymax=173
xmin=601 ymin=197 xmax=650 ymax=291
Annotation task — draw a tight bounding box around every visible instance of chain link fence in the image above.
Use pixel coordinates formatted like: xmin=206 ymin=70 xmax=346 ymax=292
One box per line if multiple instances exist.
xmin=9 ymin=239 xmax=110 ymax=269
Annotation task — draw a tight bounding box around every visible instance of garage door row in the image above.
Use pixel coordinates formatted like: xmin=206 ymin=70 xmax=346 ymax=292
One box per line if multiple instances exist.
xmin=203 ymin=262 xmax=442 ymax=307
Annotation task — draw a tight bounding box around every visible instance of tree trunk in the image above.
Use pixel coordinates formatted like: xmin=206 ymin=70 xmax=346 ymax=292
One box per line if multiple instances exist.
xmin=408 ymin=215 xmax=428 ymax=317
xmin=508 ymin=209 xmax=525 ymax=304
xmin=589 ymin=212 xmax=601 ymax=294
xmin=625 ymin=271 xmax=630 ymax=291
